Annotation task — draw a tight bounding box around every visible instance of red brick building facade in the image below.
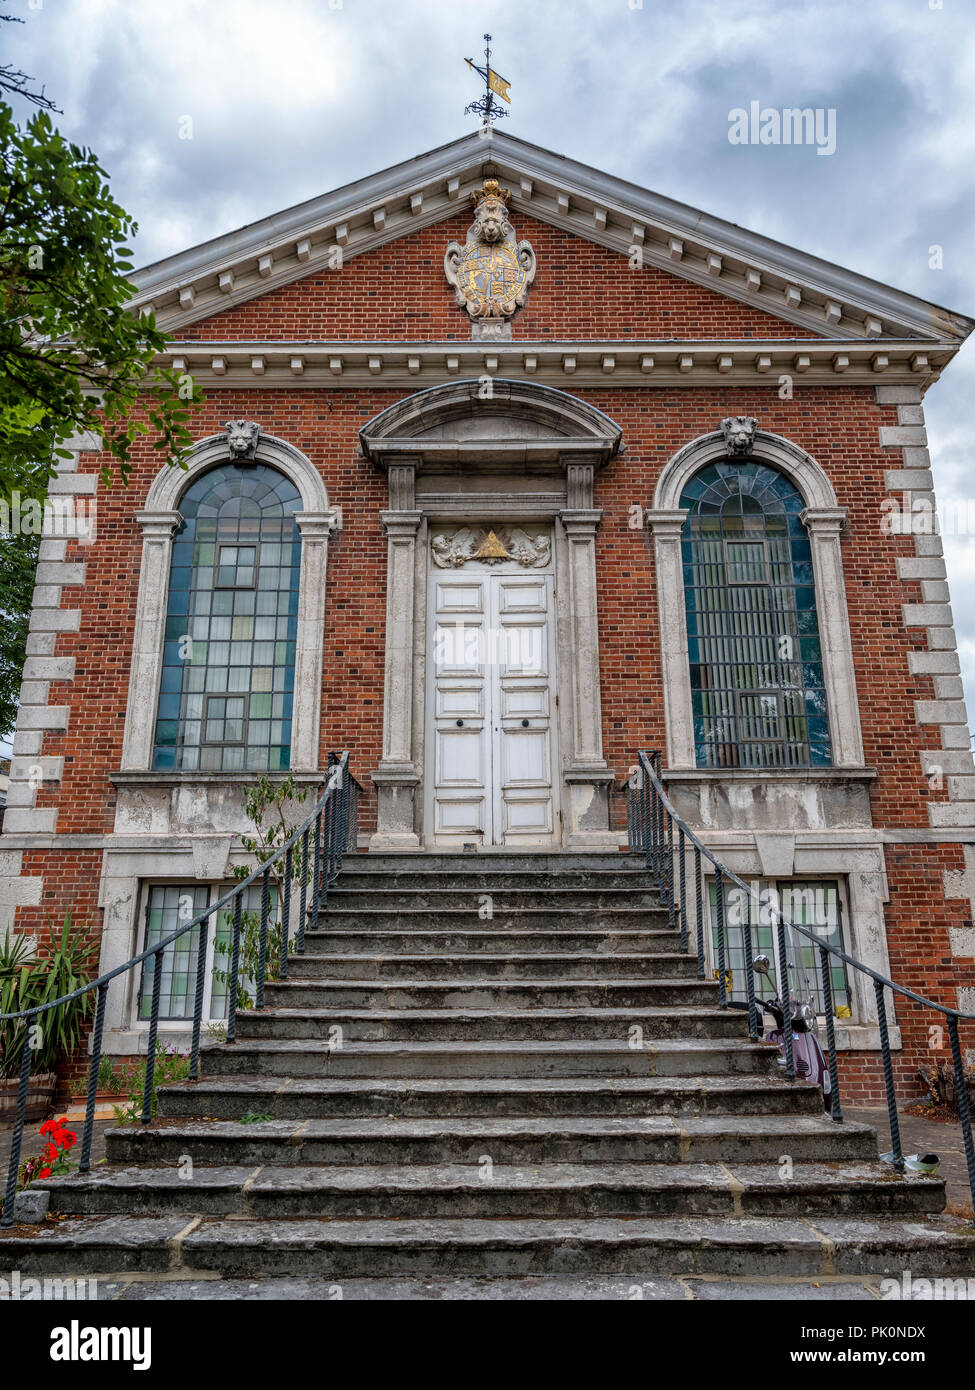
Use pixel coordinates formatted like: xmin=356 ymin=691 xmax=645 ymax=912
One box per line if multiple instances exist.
xmin=2 ymin=131 xmax=973 ymax=1099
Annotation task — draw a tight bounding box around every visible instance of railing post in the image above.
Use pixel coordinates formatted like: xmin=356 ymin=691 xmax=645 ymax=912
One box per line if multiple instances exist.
xmin=1 ymin=1023 xmax=35 ymax=1227
xmin=227 ymin=892 xmax=242 ymax=1044
xmin=298 ymin=826 xmax=310 ymax=952
xmin=819 ymin=945 xmax=844 ymax=1122
xmin=311 ymin=804 xmax=324 ymax=923
xmin=741 ymin=885 xmax=758 ymax=1042
xmin=776 ymin=910 xmax=795 ymax=1079
xmin=677 ymin=826 xmax=687 ymax=953
xmin=281 ymin=845 xmax=293 ymax=979
xmin=81 ymin=983 xmax=108 ymax=1167
xmin=189 ymin=905 xmax=211 ymax=1080
xmin=140 ymin=949 xmax=164 ymax=1121
xmin=643 ymin=759 xmax=654 ymax=876
xmin=255 ymin=867 xmax=271 ymax=1010
xmin=694 ymin=846 xmax=705 ymax=979
xmin=664 ymin=808 xmax=675 ymax=928
xmin=714 ymin=867 xmax=727 ymax=1007
xmin=874 ymin=978 xmax=903 ymax=1166
xmin=947 ymin=1017 xmax=975 ymax=1225
xmin=654 ymin=754 xmax=665 ymax=895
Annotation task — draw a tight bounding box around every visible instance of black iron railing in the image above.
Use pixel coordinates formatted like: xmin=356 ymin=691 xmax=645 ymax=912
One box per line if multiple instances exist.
xmin=0 ymin=751 xmax=361 ymax=1227
xmin=627 ymin=749 xmax=975 ymax=1223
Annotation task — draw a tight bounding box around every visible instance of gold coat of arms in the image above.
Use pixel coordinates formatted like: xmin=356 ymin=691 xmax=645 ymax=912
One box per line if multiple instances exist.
xmin=444 ymin=179 xmax=536 ymax=326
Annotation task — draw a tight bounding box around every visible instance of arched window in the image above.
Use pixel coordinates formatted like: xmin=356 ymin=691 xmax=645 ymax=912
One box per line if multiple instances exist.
xmin=152 ymin=462 xmax=301 ymax=772
xmin=680 ymin=461 xmax=831 ymax=770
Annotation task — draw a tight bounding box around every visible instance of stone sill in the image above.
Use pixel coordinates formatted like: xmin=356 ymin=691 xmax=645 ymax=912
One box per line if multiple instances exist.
xmin=110 ymin=770 xmax=328 ymax=788
xmin=828 ymin=1023 xmax=901 ymax=1053
xmin=662 ymin=767 xmax=878 ymax=784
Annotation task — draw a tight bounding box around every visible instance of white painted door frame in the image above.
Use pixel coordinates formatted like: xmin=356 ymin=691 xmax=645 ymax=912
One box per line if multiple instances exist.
xmin=425 ymin=547 xmax=561 ymax=849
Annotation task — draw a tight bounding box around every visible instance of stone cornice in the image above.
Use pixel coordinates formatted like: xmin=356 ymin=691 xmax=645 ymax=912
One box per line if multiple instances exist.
xmin=158 ymin=339 xmax=951 ymax=391
xmin=129 ymin=130 xmax=973 ymax=347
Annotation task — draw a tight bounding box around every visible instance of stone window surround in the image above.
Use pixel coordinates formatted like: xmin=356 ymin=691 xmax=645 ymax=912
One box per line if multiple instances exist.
xmin=644 ymin=426 xmax=866 ymax=773
xmin=690 ymin=842 xmax=899 ymax=1052
xmin=119 ymin=432 xmax=338 ymax=777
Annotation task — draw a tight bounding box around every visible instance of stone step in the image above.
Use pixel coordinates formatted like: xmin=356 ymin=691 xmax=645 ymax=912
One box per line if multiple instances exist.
xmin=4 ymin=1212 xmax=972 ymax=1279
xmin=262 ymin=978 xmax=721 ymax=1010
xmin=324 ymin=889 xmax=660 ymax=911
xmin=107 ymin=1114 xmax=880 ymax=1168
xmin=315 ymin=909 xmax=672 ymax=930
xmin=201 ymin=1037 xmax=777 ymax=1080
xmin=344 ymin=853 xmax=640 ymax=873
xmin=38 ymin=1161 xmax=944 ymax=1221
xmin=333 ymin=871 xmax=659 ymax=892
xmin=235 ymin=1004 xmax=745 ymax=1042
xmin=284 ymin=952 xmax=702 ymax=981
xmin=156 ymin=1073 xmax=826 ymax=1120
xmin=302 ymin=930 xmax=680 ymax=954
xmin=43 ymin=1274 xmax=909 ymax=1300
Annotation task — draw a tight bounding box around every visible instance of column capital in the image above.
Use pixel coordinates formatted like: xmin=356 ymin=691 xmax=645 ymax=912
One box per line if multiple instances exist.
xmin=295 ymin=510 xmax=340 ymax=540
xmin=559 ymin=508 xmax=602 ymax=536
xmin=644 ymin=508 xmax=688 ymax=538
xmin=801 ymin=506 xmax=848 ymax=535
xmin=380 ymin=510 xmax=423 ymax=539
xmin=134 ymin=509 xmax=182 ymax=539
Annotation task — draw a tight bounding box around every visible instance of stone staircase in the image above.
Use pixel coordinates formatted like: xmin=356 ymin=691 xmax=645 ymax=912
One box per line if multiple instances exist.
xmin=3 ymin=852 xmax=974 ymax=1295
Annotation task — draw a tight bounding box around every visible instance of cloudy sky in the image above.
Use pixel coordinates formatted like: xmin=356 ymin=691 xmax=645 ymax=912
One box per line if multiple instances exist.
xmin=5 ymin=0 xmax=975 ymax=741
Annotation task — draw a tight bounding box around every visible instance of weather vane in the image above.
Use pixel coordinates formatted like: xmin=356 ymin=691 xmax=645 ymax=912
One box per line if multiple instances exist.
xmin=464 ymin=33 xmax=511 ymax=126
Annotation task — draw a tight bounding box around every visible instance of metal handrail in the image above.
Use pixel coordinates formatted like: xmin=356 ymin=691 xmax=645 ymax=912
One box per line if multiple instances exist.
xmin=627 ymin=749 xmax=975 ymax=1223
xmin=0 ymin=751 xmax=362 ymax=1226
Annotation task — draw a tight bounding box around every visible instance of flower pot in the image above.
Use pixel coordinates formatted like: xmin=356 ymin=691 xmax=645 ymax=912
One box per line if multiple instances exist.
xmin=0 ymin=1072 xmax=57 ymax=1123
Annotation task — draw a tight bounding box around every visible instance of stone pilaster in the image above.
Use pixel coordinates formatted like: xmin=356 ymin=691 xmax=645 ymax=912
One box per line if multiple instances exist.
xmin=800 ymin=506 xmax=864 ymax=768
xmin=645 ymin=509 xmax=693 ymax=768
xmin=558 ymin=505 xmax=615 ymax=847
xmin=371 ymin=510 xmax=423 ymax=850
xmin=119 ymin=511 xmax=181 ymax=772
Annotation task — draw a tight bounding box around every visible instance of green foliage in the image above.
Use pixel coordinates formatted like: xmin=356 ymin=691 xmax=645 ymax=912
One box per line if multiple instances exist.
xmin=68 ymin=1053 xmax=128 ymax=1099
xmin=110 ymin=1042 xmax=190 ymax=1124
xmin=239 ymin=1112 xmax=273 ymax=1124
xmin=0 ymin=527 xmax=38 ymax=737
xmin=0 ymin=98 xmax=204 ymax=502
xmin=213 ymin=909 xmax=284 ymax=1012
xmin=213 ymin=775 xmax=313 ymax=1010
xmin=0 ymin=913 xmax=96 ymax=1078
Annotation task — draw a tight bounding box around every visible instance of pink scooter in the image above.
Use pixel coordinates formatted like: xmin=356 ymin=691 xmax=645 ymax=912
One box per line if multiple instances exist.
xmin=751 ymin=953 xmax=832 ymax=1112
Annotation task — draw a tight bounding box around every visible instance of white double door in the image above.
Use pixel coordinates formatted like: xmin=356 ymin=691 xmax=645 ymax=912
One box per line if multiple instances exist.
xmin=427 ymin=562 xmax=560 ymax=848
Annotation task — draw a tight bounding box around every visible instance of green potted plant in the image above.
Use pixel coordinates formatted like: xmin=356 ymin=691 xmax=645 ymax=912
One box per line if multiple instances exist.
xmin=0 ymin=914 xmax=96 ymax=1121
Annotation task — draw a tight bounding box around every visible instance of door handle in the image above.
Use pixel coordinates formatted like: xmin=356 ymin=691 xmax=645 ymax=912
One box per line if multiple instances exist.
xmin=521 ymin=719 xmax=530 ymax=727
xmin=456 ymin=720 xmax=464 ymax=727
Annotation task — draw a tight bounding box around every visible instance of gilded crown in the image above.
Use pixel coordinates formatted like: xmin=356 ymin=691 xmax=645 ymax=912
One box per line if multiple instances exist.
xmin=471 ymin=178 xmax=511 ymax=208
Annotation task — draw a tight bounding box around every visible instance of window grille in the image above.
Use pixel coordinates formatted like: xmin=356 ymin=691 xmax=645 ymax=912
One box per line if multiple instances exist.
xmin=680 ymin=461 xmax=831 ymax=769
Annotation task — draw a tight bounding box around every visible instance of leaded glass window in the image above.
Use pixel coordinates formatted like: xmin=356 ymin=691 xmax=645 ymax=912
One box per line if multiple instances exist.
xmin=708 ymin=878 xmax=851 ymax=1017
xmin=153 ymin=463 xmax=301 ymax=772
xmin=680 ymin=462 xmax=831 ymax=769
xmin=137 ymin=882 xmax=275 ymax=1022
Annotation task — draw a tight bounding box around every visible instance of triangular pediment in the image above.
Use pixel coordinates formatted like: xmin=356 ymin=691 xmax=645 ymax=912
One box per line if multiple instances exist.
xmin=130 ymin=130 xmax=972 ymax=347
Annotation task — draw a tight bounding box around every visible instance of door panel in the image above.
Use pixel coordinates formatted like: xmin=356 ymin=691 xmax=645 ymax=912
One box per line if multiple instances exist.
xmin=428 ymin=554 xmax=559 ymax=848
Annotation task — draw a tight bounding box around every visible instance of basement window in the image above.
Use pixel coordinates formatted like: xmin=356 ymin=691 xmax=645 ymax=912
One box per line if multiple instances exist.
xmin=137 ymin=881 xmax=277 ymax=1024
xmin=707 ymin=877 xmax=852 ymax=1019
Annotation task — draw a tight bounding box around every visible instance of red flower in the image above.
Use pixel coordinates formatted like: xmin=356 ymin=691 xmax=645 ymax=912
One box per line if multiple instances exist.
xmin=39 ymin=1119 xmax=57 ymax=1137
xmin=42 ymin=1142 xmax=57 ymax=1161
xmin=38 ymin=1167 xmax=51 ymax=1179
